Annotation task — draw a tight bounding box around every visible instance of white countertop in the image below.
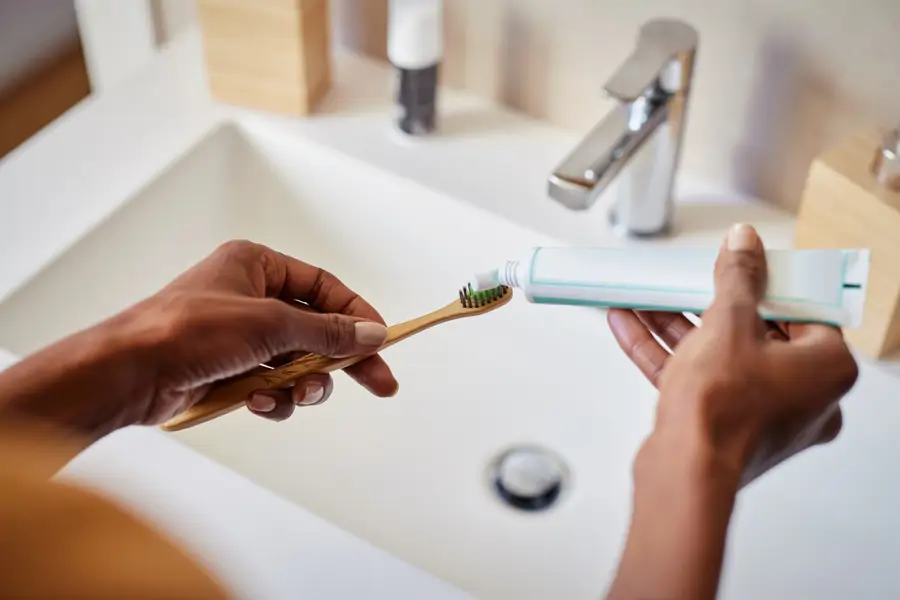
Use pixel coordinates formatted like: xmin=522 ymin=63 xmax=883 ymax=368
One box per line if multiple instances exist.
xmin=0 ymin=350 xmax=470 ymax=600
xmin=2 ymin=25 xmax=900 ymax=600
xmin=64 ymin=428 xmax=472 ymax=600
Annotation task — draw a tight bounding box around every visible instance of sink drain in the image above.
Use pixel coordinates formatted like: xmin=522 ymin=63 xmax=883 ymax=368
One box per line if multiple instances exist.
xmin=488 ymin=446 xmax=569 ymax=512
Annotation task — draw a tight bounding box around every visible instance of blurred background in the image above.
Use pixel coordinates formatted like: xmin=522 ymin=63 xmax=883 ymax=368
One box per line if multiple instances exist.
xmin=1 ymin=0 xmax=899 ymax=206
xmin=0 ymin=0 xmax=87 ymax=158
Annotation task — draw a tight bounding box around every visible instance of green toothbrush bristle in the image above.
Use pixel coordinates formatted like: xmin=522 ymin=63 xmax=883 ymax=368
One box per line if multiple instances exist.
xmin=459 ymin=284 xmax=509 ymax=308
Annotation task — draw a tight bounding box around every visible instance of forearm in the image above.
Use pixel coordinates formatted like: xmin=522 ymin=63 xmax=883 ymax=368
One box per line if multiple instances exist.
xmin=0 ymin=313 xmax=154 ymax=449
xmin=607 ymin=429 xmax=741 ymax=600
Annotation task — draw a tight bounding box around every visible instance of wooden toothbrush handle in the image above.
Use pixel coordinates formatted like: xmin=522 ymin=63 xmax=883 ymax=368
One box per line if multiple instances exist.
xmin=160 ymin=304 xmax=458 ymax=432
xmin=159 ymin=353 xmax=367 ymax=431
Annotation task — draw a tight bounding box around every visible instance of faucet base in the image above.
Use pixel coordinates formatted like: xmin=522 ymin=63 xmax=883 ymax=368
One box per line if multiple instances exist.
xmin=608 ymin=209 xmax=672 ymax=238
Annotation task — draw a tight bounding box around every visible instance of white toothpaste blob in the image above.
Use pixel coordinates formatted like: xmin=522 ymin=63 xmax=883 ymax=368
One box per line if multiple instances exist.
xmin=469 ymin=269 xmax=500 ymax=292
xmin=472 ymin=247 xmax=870 ymax=327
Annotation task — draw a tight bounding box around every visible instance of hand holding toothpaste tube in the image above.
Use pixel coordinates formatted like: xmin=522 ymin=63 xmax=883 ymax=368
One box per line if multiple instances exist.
xmin=606 ymin=224 xmax=859 ymax=600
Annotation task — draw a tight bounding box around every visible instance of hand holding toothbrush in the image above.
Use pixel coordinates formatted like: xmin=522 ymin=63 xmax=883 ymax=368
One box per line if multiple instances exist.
xmin=605 ymin=223 xmax=858 ymax=600
xmin=0 ymin=240 xmax=399 ymax=452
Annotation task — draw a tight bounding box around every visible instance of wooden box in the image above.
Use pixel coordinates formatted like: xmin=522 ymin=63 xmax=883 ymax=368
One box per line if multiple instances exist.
xmin=795 ymin=131 xmax=900 ymax=359
xmin=195 ymin=0 xmax=331 ymax=116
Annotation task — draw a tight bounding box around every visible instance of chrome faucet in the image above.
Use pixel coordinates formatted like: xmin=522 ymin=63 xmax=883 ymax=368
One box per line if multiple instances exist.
xmin=548 ymin=19 xmax=698 ymax=236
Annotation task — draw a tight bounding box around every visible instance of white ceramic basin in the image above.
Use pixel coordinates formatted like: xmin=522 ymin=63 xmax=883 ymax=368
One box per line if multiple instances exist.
xmin=3 ymin=119 xmax=900 ymax=600
xmin=0 ymin=121 xmax=651 ymax=599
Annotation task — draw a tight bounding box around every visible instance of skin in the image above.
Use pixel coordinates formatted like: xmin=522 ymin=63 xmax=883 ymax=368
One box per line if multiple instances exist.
xmin=0 ymin=228 xmax=860 ymax=598
xmin=0 ymin=240 xmax=399 ymax=455
xmin=604 ymin=224 xmax=858 ymax=600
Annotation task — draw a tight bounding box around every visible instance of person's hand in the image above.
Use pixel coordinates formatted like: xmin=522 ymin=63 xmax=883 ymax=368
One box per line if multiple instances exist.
xmin=0 ymin=241 xmax=399 ymax=443
xmin=124 ymin=240 xmax=399 ymax=425
xmin=604 ymin=225 xmax=858 ymax=600
xmin=607 ymin=224 xmax=858 ymax=485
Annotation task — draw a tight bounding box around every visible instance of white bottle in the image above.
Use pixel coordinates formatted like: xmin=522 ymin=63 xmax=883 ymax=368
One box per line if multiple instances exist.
xmin=387 ymin=0 xmax=442 ymax=135
xmin=471 ymin=247 xmax=869 ymax=327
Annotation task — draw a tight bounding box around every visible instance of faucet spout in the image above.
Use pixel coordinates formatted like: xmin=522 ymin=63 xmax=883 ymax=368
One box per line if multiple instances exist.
xmin=547 ymin=19 xmax=698 ymax=236
xmin=548 ymin=95 xmax=671 ymax=211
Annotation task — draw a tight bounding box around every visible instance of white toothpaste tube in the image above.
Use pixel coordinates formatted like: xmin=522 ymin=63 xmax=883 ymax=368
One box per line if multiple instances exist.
xmin=471 ymin=247 xmax=870 ymax=327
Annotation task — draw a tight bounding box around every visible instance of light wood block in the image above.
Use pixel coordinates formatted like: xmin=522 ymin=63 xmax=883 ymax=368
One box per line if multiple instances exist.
xmin=795 ymin=131 xmax=900 ymax=359
xmin=195 ymin=0 xmax=331 ymax=116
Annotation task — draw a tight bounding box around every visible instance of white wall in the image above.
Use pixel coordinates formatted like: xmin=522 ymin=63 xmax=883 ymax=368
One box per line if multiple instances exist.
xmin=156 ymin=0 xmax=900 ymax=211
xmin=0 ymin=0 xmax=80 ymax=96
xmin=74 ymin=0 xmax=156 ymax=92
xmin=149 ymin=0 xmax=197 ymax=46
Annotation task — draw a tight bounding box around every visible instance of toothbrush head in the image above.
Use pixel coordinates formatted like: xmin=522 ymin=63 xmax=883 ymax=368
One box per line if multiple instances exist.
xmin=458 ymin=284 xmax=512 ymax=310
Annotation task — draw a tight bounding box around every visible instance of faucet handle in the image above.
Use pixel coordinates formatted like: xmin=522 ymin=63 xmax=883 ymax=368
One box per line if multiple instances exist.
xmin=603 ymin=19 xmax=698 ymax=102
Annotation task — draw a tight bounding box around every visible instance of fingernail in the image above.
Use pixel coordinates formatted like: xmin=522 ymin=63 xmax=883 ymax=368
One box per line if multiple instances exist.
xmin=727 ymin=223 xmax=758 ymax=251
xmin=388 ymin=381 xmax=400 ymax=397
xmin=298 ymin=383 xmax=325 ymax=406
xmin=249 ymin=393 xmax=276 ymax=412
xmin=355 ymin=321 xmax=388 ymax=346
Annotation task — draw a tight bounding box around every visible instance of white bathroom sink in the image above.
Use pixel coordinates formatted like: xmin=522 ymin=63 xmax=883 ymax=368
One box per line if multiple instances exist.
xmin=0 ymin=121 xmax=652 ymax=599
xmin=4 ymin=119 xmax=900 ymax=600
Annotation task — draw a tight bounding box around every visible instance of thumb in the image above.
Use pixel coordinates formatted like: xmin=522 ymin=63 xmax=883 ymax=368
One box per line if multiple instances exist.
xmin=707 ymin=223 xmax=767 ymax=333
xmin=254 ymin=299 xmax=388 ymax=358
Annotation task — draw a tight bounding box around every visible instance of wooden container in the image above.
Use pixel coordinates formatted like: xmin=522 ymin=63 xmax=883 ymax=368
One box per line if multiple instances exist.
xmin=795 ymin=130 xmax=900 ymax=359
xmin=195 ymin=0 xmax=331 ymax=116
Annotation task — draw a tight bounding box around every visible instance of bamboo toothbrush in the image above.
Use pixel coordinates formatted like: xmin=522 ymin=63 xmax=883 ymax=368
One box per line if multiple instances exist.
xmin=161 ymin=285 xmax=513 ymax=431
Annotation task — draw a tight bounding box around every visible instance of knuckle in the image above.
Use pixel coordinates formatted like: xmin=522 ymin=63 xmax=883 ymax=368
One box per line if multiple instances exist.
xmin=216 ymin=239 xmax=261 ymax=262
xmin=829 ymin=411 xmax=844 ymax=437
xmin=722 ymin=300 xmax=757 ymax=320
xmin=646 ymin=362 xmax=666 ymax=386
xmin=836 ymin=352 xmax=859 ymax=392
xmin=824 ymin=421 xmax=843 ymax=443
xmin=309 ymin=267 xmax=334 ymax=305
xmin=818 ymin=329 xmax=859 ymax=393
xmin=337 ymin=291 xmax=363 ymax=315
xmin=255 ymin=299 xmax=296 ymax=356
xmin=706 ymin=299 xmax=759 ymax=333
xmin=627 ymin=336 xmax=654 ymax=361
xmin=822 ymin=325 xmax=848 ymax=346
xmin=258 ymin=248 xmax=283 ymax=289
xmin=718 ymin=253 xmax=765 ymax=289
xmin=736 ymin=251 xmax=765 ymax=277
xmin=323 ymin=313 xmax=352 ymax=356
xmin=702 ymin=369 xmax=756 ymax=402
xmin=818 ymin=410 xmax=843 ymax=444
xmin=661 ymin=317 xmax=685 ymax=339
xmin=629 ymin=339 xmax=666 ymax=382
